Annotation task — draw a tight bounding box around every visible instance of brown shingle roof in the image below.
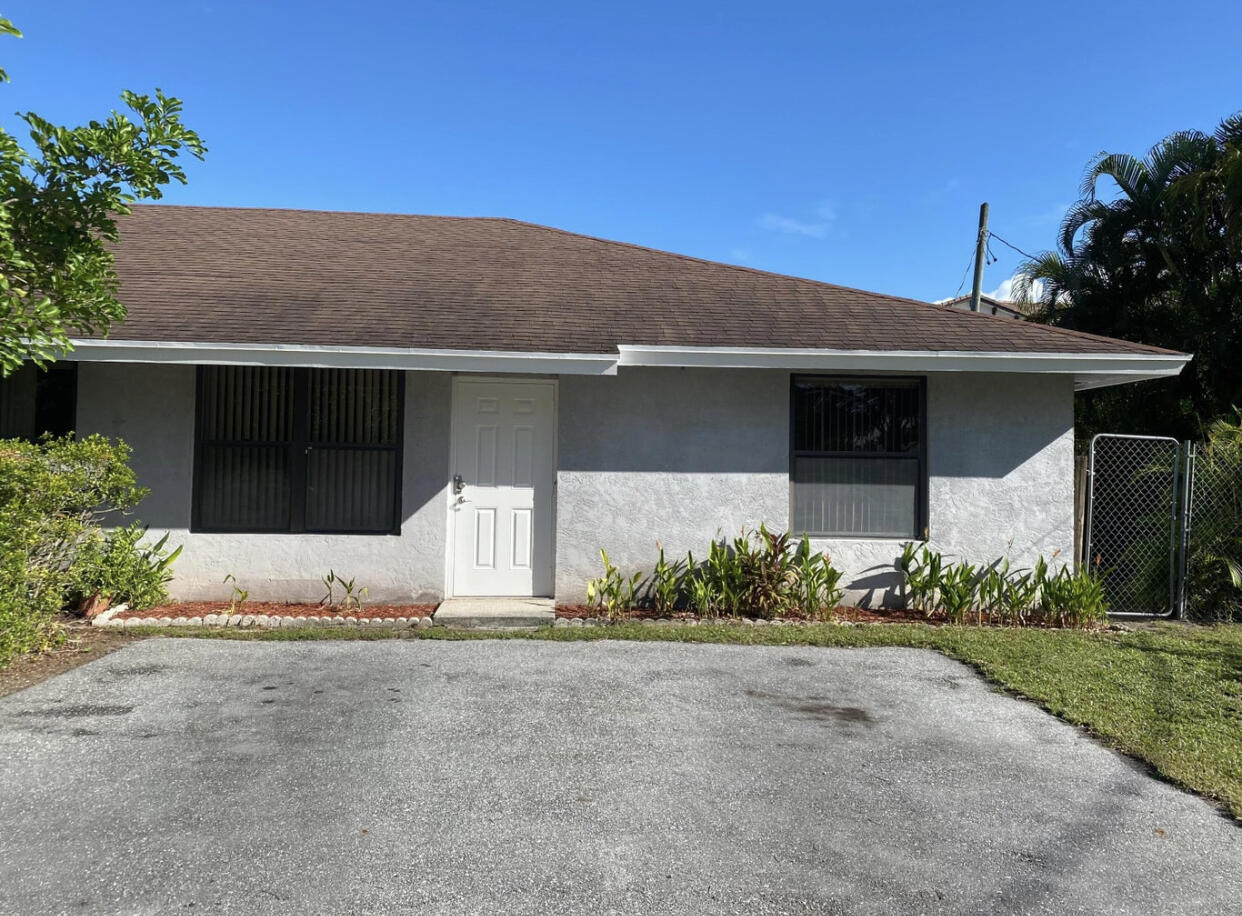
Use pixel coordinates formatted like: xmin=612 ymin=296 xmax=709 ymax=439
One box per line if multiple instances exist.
xmin=102 ymin=205 xmax=1174 ymax=356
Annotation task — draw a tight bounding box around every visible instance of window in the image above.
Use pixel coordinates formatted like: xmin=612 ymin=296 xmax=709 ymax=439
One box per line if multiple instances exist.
xmin=0 ymin=363 xmax=77 ymax=440
xmin=194 ymin=367 xmax=403 ymax=534
xmin=790 ymin=376 xmax=925 ymax=538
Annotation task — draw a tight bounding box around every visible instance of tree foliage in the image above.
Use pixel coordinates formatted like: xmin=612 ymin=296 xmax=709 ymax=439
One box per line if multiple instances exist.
xmin=0 ymin=17 xmax=205 ymax=375
xmin=0 ymin=434 xmax=178 ymax=666
xmin=1016 ymin=114 xmax=1242 ymax=441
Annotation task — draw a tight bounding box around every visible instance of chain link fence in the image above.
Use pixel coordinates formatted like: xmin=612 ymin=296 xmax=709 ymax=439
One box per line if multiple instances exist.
xmin=1084 ymin=433 xmax=1242 ymax=621
xmin=1085 ymin=435 xmax=1181 ymax=616
xmin=1182 ymin=441 xmax=1242 ymax=622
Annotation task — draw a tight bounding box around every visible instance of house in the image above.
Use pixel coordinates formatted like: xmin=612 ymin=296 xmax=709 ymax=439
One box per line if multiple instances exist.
xmin=1 ymin=205 xmax=1189 ymax=606
xmin=938 ymin=294 xmax=1031 ymax=319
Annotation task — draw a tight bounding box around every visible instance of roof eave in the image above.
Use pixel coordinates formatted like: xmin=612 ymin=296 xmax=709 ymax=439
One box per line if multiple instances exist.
xmin=64 ymin=339 xmax=1190 ymax=389
xmin=64 ymin=339 xmax=620 ymax=376
xmin=616 ymin=345 xmax=1190 ymax=390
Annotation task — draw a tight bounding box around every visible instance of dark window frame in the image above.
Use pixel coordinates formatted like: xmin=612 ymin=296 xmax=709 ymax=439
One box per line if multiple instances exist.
xmin=192 ymin=366 xmax=405 ymax=535
xmin=0 ymin=362 xmax=78 ymax=440
xmin=788 ymin=374 xmax=928 ymax=540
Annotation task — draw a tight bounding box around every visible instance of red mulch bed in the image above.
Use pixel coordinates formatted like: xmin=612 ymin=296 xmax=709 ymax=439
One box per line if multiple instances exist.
xmin=115 ymin=601 xmax=439 ymax=620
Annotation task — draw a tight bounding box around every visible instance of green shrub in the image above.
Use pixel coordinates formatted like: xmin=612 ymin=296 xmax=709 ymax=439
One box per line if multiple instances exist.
xmin=1036 ymin=563 xmax=1110 ymax=627
xmin=592 ymin=527 xmax=845 ymax=620
xmin=792 ymin=536 xmax=845 ymax=621
xmin=898 ymin=543 xmax=943 ymax=615
xmin=70 ymin=525 xmax=181 ymax=610
xmin=647 ymin=544 xmax=687 ymax=617
xmin=586 ymin=549 xmax=642 ymax=619
xmin=898 ymin=544 xmax=1108 ymax=628
xmin=0 ymin=434 xmax=179 ymax=666
xmin=0 ymin=550 xmax=61 ymax=665
xmin=937 ymin=560 xmax=981 ymax=625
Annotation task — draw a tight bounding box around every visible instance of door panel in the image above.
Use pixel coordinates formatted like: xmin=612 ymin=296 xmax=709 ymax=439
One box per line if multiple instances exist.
xmin=451 ymin=379 xmax=555 ymax=596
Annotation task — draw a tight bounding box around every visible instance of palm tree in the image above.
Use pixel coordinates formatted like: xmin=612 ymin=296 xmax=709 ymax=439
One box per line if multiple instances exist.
xmin=1015 ymin=129 xmax=1216 ymax=317
xmin=1015 ymin=114 xmax=1242 ymax=440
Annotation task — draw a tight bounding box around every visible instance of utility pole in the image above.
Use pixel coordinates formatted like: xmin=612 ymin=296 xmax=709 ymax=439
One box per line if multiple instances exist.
xmin=969 ymin=201 xmax=989 ymax=312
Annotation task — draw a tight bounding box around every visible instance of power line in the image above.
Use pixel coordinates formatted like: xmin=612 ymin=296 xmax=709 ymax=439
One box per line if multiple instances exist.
xmin=952 ymin=244 xmax=976 ymax=298
xmin=987 ymin=231 xmax=1039 ymax=262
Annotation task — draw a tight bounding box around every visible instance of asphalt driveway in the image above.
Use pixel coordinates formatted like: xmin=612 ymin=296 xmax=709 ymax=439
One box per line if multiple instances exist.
xmin=0 ymin=639 xmax=1237 ymax=915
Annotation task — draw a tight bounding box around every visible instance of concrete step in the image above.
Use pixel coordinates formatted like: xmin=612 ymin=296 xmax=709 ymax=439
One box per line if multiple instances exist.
xmin=434 ymin=597 xmax=556 ymax=629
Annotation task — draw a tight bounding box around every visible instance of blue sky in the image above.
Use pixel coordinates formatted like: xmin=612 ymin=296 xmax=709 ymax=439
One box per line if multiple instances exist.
xmin=4 ymin=1 xmax=1239 ymax=301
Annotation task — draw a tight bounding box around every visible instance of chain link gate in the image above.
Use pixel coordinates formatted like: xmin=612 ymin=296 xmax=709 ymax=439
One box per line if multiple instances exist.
xmin=1181 ymin=441 xmax=1242 ymax=621
xmin=1084 ymin=434 xmax=1182 ymax=617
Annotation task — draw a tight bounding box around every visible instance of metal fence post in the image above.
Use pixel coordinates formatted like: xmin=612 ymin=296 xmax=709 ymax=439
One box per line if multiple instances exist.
xmin=1177 ymin=441 xmax=1196 ymax=620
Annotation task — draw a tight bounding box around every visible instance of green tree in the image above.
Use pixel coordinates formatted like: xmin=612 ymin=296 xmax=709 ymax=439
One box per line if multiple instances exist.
xmin=0 ymin=17 xmax=205 ymax=375
xmin=1016 ymin=115 xmax=1242 ymax=441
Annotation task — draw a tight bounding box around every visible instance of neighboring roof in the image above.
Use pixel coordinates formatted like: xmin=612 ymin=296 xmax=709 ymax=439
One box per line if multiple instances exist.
xmin=71 ymin=205 xmax=1188 ymax=387
xmin=938 ymin=295 xmax=1032 ymax=319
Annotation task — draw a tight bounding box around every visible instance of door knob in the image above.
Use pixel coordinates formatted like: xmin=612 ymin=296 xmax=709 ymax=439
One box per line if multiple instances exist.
xmin=453 ymin=474 xmax=465 ymax=495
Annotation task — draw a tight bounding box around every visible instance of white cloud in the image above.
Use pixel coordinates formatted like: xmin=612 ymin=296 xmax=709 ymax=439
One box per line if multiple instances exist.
xmin=729 ymin=247 xmax=753 ymax=263
xmin=986 ymin=273 xmax=1045 ymax=302
xmin=756 ymin=213 xmax=829 ymax=238
xmin=814 ymin=200 xmax=838 ymax=222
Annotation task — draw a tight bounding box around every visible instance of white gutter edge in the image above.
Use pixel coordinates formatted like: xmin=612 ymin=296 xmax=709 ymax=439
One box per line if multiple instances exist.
xmin=616 ymin=345 xmax=1190 ymax=390
xmin=63 ymin=339 xmax=1190 ymax=389
xmin=65 ymin=339 xmax=620 ymax=376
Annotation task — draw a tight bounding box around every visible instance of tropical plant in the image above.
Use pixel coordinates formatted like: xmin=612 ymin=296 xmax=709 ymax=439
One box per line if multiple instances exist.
xmin=734 ymin=525 xmax=799 ymax=619
xmin=703 ymin=536 xmax=747 ymax=617
xmin=586 ymin=549 xmax=642 ymax=619
xmin=592 ymin=529 xmax=845 ymax=620
xmin=1015 ymin=112 xmax=1242 ymax=441
xmin=791 ymin=536 xmax=845 ymax=620
xmin=684 ymin=549 xmax=719 ymax=617
xmin=897 ymin=545 xmax=1107 ymax=628
xmin=1037 ymin=564 xmax=1109 ymax=628
xmin=647 ymin=543 xmax=687 ymax=617
xmin=223 ymin=574 xmax=249 ymax=615
xmin=936 ymin=560 xmax=980 ymax=625
xmin=321 ymin=570 xmax=369 ymax=610
xmin=0 ymin=18 xmax=206 ymax=374
xmin=899 ymin=542 xmax=943 ymax=615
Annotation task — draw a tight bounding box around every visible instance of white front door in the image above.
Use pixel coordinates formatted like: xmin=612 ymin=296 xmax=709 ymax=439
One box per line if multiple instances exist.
xmin=449 ymin=378 xmax=556 ymax=597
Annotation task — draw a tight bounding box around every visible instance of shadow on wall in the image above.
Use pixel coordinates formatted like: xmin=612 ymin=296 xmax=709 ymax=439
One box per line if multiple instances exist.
xmin=846 ymin=566 xmax=905 ymax=608
xmin=928 ymin=373 xmax=1074 ymax=480
xmin=557 ymin=369 xmax=790 ymax=474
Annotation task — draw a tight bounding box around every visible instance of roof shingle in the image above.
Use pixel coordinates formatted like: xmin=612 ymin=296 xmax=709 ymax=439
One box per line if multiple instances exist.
xmin=102 ymin=205 xmax=1174 ymax=357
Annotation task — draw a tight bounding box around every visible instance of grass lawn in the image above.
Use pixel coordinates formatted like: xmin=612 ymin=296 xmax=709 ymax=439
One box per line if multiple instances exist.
xmin=14 ymin=618 xmax=1242 ymax=819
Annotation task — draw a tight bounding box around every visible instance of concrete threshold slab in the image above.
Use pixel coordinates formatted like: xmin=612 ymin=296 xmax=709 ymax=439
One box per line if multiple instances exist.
xmin=434 ymin=597 xmax=555 ymax=629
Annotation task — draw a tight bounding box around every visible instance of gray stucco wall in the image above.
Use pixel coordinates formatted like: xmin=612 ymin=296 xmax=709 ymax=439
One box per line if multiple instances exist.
xmin=555 ymin=368 xmax=1075 ymax=606
xmin=75 ymin=363 xmax=1074 ymax=608
xmin=76 ymin=363 xmax=450 ymax=603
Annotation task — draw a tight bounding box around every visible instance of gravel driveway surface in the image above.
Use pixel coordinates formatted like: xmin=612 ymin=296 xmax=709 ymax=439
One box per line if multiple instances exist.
xmin=0 ymin=638 xmax=1237 ymax=915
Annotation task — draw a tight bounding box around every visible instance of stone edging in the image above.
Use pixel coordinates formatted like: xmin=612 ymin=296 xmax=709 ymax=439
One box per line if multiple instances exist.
xmin=97 ymin=614 xmax=436 ymax=630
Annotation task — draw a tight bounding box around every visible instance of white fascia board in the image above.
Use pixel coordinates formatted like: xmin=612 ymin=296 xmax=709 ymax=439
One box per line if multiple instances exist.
xmin=65 ymin=339 xmax=619 ymax=376
xmin=616 ymin=345 xmax=1189 ymax=390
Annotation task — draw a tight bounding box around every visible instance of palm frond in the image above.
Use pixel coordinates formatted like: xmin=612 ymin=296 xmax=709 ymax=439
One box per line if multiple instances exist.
xmin=1082 ymin=152 xmax=1148 ymax=201
xmin=1057 ymin=199 xmax=1111 ymax=256
xmin=1145 ymin=130 xmax=1213 ymax=186
xmin=1215 ymin=111 xmax=1242 ymax=147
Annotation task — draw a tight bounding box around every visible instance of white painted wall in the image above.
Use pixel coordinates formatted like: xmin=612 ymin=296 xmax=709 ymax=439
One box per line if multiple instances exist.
xmin=555 ymin=368 xmax=1075 ymax=606
xmin=76 ymin=363 xmax=450 ymax=603
xmin=75 ymin=363 xmax=1074 ymax=608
